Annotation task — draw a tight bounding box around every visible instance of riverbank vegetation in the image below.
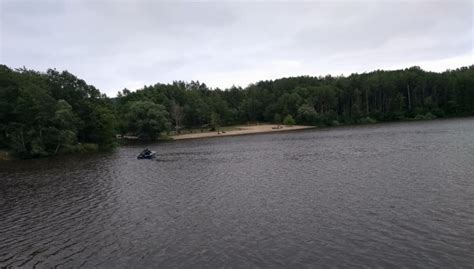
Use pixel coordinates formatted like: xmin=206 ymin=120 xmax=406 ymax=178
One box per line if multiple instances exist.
xmin=0 ymin=66 xmax=116 ymax=158
xmin=1 ymin=64 xmax=473 ymax=158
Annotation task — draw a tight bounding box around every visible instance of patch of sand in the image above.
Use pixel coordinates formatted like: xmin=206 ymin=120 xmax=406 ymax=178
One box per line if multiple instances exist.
xmin=170 ymin=124 xmax=314 ymax=140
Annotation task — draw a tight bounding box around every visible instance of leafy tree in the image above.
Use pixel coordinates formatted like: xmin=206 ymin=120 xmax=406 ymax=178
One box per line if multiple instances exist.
xmin=87 ymin=105 xmax=117 ymax=148
xmin=125 ymin=101 xmax=170 ymax=140
xmin=240 ymin=98 xmax=263 ymax=122
xmin=297 ymin=104 xmax=318 ymax=124
xmin=171 ymin=100 xmax=185 ymax=134
xmin=52 ymin=100 xmax=78 ymax=154
xmin=209 ymin=95 xmax=234 ymax=125
xmin=277 ymin=93 xmax=302 ymax=117
xmin=309 ymin=85 xmax=338 ymax=114
xmin=283 ymin=114 xmax=296 ymax=126
xmin=274 ymin=113 xmax=282 ymax=124
xmin=210 ymin=112 xmax=221 ymax=133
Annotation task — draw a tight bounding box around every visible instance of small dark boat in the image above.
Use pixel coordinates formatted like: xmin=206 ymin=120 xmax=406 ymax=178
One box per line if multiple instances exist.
xmin=137 ymin=148 xmax=156 ymax=159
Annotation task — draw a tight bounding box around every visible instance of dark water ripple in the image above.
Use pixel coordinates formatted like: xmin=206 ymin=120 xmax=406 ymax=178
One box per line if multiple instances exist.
xmin=1 ymin=118 xmax=473 ymax=268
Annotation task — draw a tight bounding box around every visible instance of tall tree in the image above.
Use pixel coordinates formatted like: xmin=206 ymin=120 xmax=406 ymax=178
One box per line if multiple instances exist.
xmin=125 ymin=101 xmax=170 ymax=140
xmin=170 ymin=100 xmax=185 ymax=134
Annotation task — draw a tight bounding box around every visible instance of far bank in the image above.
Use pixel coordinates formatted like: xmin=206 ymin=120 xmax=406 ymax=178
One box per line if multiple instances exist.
xmin=170 ymin=124 xmax=315 ymax=141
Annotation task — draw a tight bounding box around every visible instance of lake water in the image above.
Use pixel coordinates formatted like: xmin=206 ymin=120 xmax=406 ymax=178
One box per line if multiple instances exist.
xmin=1 ymin=118 xmax=473 ymax=268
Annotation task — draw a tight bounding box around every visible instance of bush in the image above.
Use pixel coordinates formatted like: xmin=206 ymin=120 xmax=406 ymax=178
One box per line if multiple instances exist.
xmin=414 ymin=112 xmax=437 ymax=121
xmin=283 ymin=114 xmax=296 ymax=126
xmin=414 ymin=114 xmax=425 ymax=120
xmin=359 ymin=117 xmax=377 ymax=124
xmin=61 ymin=143 xmax=99 ymax=154
xmin=431 ymin=108 xmax=445 ymax=118
xmin=424 ymin=112 xmax=436 ymax=120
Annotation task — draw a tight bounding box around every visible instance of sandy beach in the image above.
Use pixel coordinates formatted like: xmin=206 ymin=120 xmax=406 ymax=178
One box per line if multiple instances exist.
xmin=170 ymin=124 xmax=314 ymax=140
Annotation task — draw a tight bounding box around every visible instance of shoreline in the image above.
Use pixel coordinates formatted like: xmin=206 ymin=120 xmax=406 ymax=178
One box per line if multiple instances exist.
xmin=170 ymin=124 xmax=315 ymax=141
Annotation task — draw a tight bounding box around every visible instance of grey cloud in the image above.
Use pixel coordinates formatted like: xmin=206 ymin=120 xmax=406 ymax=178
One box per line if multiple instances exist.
xmin=293 ymin=2 xmax=471 ymax=53
xmin=1 ymin=0 xmax=472 ymax=96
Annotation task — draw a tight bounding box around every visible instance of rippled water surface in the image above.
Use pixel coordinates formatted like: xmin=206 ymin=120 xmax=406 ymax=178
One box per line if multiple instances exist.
xmin=1 ymin=119 xmax=473 ymax=268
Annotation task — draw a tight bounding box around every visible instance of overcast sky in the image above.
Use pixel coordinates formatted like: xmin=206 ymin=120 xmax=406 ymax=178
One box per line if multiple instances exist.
xmin=1 ymin=0 xmax=472 ymax=96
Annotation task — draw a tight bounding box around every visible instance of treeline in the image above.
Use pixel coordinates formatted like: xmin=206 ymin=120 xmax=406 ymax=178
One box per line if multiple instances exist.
xmin=116 ymin=65 xmax=473 ymax=134
xmin=0 ymin=65 xmax=116 ymax=158
xmin=1 ymin=64 xmax=473 ymax=158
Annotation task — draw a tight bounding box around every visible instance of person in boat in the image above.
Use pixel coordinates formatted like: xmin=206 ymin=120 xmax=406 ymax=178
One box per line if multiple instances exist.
xmin=138 ymin=148 xmax=156 ymax=159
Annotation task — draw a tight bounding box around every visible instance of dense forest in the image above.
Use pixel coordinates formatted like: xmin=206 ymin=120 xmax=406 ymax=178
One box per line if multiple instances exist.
xmin=0 ymin=65 xmax=116 ymax=158
xmin=1 ymin=64 xmax=473 ymax=158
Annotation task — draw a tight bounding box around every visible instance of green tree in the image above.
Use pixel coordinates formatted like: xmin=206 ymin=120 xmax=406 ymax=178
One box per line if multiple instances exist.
xmin=88 ymin=105 xmax=117 ymax=148
xmin=283 ymin=114 xmax=296 ymax=126
xmin=274 ymin=113 xmax=282 ymax=124
xmin=309 ymin=85 xmax=338 ymax=114
xmin=210 ymin=112 xmax=221 ymax=133
xmin=297 ymin=104 xmax=318 ymax=124
xmin=52 ymin=100 xmax=78 ymax=154
xmin=277 ymin=93 xmax=302 ymax=117
xmin=125 ymin=101 xmax=170 ymax=140
xmin=171 ymin=100 xmax=185 ymax=134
